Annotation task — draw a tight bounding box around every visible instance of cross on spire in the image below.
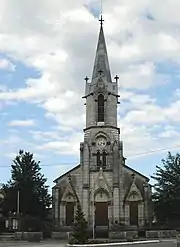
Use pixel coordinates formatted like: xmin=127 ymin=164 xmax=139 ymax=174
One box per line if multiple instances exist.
xmin=99 ymin=15 xmax=104 ymax=27
xmin=114 ymin=75 xmax=119 ymax=83
xmin=98 ymin=69 xmax=103 ymax=76
xmin=131 ymin=173 xmax=135 ymax=180
xmin=68 ymin=174 xmax=71 ymax=181
xmin=92 ymin=8 xmax=111 ymax=82
xmin=84 ymin=76 xmax=89 ymax=82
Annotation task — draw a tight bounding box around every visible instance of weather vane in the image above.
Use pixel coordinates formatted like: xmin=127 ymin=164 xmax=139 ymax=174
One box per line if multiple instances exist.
xmin=100 ymin=0 xmax=103 ymax=16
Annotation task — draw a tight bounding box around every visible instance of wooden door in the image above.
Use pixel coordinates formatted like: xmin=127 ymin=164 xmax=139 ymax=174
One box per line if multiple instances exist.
xmin=130 ymin=202 xmax=138 ymax=226
xmin=66 ymin=202 xmax=74 ymax=226
xmin=95 ymin=202 xmax=108 ymax=226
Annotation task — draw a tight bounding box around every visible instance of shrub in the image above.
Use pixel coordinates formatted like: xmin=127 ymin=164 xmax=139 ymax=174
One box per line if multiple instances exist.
xmin=70 ymin=203 xmax=88 ymax=244
xmin=27 ymin=232 xmax=41 ymax=242
xmin=20 ymin=215 xmax=43 ymax=232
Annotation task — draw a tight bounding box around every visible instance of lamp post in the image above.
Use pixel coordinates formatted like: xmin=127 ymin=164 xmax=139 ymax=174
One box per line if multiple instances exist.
xmin=92 ymin=176 xmax=95 ymax=240
xmin=0 ymin=185 xmax=5 ymax=233
xmin=15 ymin=182 xmax=20 ymax=216
xmin=15 ymin=182 xmax=20 ymax=230
xmin=17 ymin=190 xmax=20 ymax=215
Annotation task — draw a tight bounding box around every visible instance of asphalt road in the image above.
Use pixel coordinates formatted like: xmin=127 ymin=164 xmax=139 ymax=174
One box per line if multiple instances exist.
xmin=0 ymin=240 xmax=177 ymax=247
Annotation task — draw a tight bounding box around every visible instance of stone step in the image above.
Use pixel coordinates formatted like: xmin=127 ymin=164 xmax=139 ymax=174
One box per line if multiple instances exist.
xmin=0 ymin=233 xmax=15 ymax=240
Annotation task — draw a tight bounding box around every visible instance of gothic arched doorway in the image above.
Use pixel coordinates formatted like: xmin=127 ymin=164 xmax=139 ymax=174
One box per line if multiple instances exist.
xmin=129 ymin=201 xmax=138 ymax=226
xmin=65 ymin=194 xmax=75 ymax=226
xmin=94 ymin=189 xmax=109 ymax=226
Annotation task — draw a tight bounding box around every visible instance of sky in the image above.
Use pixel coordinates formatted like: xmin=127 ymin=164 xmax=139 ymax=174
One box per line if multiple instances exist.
xmin=0 ymin=0 xmax=180 ymax=190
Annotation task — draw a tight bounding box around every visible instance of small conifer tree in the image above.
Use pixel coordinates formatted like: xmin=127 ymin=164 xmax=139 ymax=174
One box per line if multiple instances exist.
xmin=71 ymin=202 xmax=88 ymax=244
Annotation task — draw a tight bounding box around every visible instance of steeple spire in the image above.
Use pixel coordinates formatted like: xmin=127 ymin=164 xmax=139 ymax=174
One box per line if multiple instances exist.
xmin=92 ymin=16 xmax=112 ymax=83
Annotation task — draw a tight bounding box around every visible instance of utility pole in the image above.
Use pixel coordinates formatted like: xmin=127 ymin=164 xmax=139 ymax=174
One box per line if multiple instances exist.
xmin=0 ymin=184 xmax=5 ymax=233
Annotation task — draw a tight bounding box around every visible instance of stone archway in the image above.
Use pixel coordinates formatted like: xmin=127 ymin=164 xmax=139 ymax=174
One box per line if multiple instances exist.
xmin=65 ymin=193 xmax=75 ymax=226
xmin=94 ymin=189 xmax=109 ymax=226
xmin=129 ymin=201 xmax=138 ymax=225
xmin=127 ymin=191 xmax=142 ymax=226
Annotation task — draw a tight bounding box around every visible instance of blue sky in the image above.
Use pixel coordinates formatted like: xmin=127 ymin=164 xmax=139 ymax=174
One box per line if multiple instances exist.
xmin=0 ymin=0 xmax=180 ymax=190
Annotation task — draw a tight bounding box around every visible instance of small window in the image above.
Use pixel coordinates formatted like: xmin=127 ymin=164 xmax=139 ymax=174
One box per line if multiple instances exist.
xmin=102 ymin=151 xmax=107 ymax=169
xmin=97 ymin=151 xmax=101 ymax=168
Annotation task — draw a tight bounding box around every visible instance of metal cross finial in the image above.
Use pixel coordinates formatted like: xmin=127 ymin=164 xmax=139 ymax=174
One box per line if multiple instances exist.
xmin=68 ymin=174 xmax=71 ymax=181
xmin=99 ymin=15 xmax=104 ymax=27
xmin=84 ymin=76 xmax=89 ymax=82
xmin=98 ymin=69 xmax=103 ymax=76
xmin=114 ymin=75 xmax=119 ymax=83
xmin=131 ymin=173 xmax=135 ymax=180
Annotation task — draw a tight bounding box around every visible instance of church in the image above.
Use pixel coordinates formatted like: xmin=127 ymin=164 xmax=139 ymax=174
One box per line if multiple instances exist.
xmin=52 ymin=17 xmax=152 ymax=232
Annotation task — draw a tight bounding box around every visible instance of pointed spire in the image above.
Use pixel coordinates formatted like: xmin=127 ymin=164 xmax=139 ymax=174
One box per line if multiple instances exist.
xmin=92 ymin=16 xmax=112 ymax=83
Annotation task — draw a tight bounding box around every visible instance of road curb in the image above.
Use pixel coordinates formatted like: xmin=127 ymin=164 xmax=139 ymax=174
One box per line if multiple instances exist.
xmin=67 ymin=240 xmax=161 ymax=247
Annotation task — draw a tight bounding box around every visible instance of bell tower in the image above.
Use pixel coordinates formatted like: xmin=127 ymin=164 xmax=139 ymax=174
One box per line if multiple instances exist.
xmin=84 ymin=18 xmax=120 ymax=129
xmin=80 ymin=16 xmax=125 ymax=225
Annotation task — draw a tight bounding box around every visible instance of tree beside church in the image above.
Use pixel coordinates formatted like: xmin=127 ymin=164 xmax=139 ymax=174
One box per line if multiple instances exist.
xmin=52 ymin=17 xmax=152 ymax=233
xmin=151 ymin=151 xmax=180 ymax=227
xmin=2 ymin=150 xmax=51 ymax=224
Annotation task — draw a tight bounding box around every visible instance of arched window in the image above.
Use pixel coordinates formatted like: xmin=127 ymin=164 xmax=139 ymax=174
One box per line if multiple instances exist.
xmin=97 ymin=151 xmax=101 ymax=168
xmin=102 ymin=151 xmax=107 ymax=169
xmin=98 ymin=94 xmax=104 ymax=122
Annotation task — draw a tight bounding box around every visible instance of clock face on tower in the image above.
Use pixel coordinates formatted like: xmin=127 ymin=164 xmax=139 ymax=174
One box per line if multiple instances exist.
xmin=96 ymin=137 xmax=106 ymax=148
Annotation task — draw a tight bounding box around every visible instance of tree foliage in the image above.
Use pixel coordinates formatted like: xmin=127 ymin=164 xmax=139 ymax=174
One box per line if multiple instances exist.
xmin=67 ymin=174 xmax=88 ymax=244
xmin=2 ymin=150 xmax=51 ymax=219
xmin=71 ymin=202 xmax=88 ymax=244
xmin=151 ymin=151 xmax=180 ymax=225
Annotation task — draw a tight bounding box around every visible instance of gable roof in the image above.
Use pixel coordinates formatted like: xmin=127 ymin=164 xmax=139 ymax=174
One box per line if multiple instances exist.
xmin=124 ymin=164 xmax=149 ymax=182
xmin=53 ymin=163 xmax=149 ymax=184
xmin=124 ymin=178 xmax=143 ymax=202
xmin=53 ymin=164 xmax=80 ymax=183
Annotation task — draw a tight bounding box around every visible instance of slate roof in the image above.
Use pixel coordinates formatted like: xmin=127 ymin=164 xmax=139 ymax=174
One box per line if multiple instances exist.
xmin=53 ymin=163 xmax=149 ymax=184
xmin=91 ymin=25 xmax=112 ymax=83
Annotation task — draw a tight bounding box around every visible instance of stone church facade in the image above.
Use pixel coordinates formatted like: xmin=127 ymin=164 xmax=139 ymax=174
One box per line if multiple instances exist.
xmin=52 ymin=20 xmax=152 ymax=231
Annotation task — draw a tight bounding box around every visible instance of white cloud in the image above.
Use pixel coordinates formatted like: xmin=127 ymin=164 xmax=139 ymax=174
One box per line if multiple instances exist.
xmin=0 ymin=0 xmax=179 ymax=105
xmin=122 ymin=106 xmax=165 ymax=125
xmin=158 ymin=125 xmax=180 ymax=139
xmin=8 ymin=119 xmax=36 ymax=127
xmin=3 ymin=152 xmax=17 ymax=159
xmin=0 ymin=0 xmax=180 ymax=180
xmin=0 ymin=134 xmax=47 ymax=162
xmin=37 ymin=131 xmax=83 ymax=156
xmin=0 ymin=58 xmax=15 ymax=71
xmin=175 ymin=88 xmax=180 ymax=97
xmin=166 ymin=100 xmax=180 ymax=122
xmin=119 ymin=62 xmax=160 ymax=89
